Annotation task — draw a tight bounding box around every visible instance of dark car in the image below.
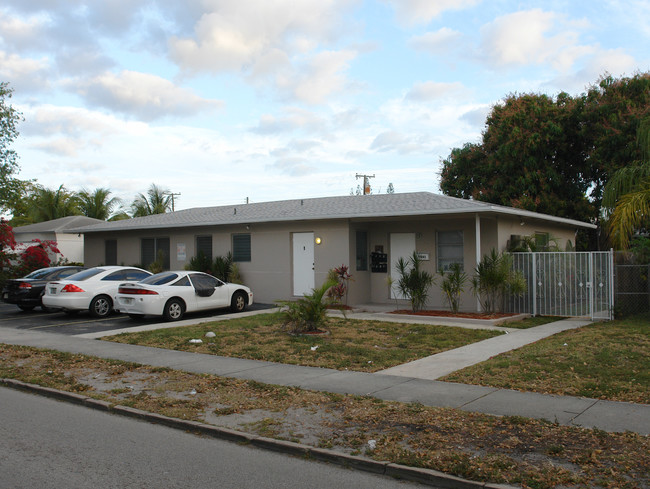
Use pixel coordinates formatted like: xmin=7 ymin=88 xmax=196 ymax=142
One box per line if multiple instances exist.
xmin=2 ymin=266 xmax=87 ymax=312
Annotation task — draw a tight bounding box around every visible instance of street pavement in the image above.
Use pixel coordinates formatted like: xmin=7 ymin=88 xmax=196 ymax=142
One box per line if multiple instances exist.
xmin=0 ymin=307 xmax=647 ymax=436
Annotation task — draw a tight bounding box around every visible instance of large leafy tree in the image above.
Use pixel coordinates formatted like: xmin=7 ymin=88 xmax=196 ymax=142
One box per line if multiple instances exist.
xmin=0 ymin=82 xmax=24 ymax=214
xmin=440 ymin=73 xmax=650 ymax=249
xmin=441 ymin=92 xmax=593 ymax=222
xmin=131 ymin=184 xmax=172 ymax=217
xmin=76 ymin=187 xmax=121 ymax=220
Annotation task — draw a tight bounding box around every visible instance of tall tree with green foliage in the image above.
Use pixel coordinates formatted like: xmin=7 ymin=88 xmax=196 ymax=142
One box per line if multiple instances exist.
xmin=440 ymin=73 xmax=650 ymax=249
xmin=76 ymin=188 xmax=121 ymax=220
xmin=131 ymin=184 xmax=172 ymax=217
xmin=440 ymin=92 xmax=593 ymax=222
xmin=0 ymin=82 xmax=24 ymax=214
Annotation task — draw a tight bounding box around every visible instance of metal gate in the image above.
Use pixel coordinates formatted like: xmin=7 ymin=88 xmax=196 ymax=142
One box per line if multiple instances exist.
xmin=508 ymin=251 xmax=614 ymax=320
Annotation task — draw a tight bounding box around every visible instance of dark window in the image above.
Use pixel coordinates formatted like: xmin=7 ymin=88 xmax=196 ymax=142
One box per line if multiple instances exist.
xmin=437 ymin=230 xmax=464 ymax=272
xmin=535 ymin=232 xmax=550 ymax=251
xmin=141 ymin=238 xmax=170 ymax=269
xmin=172 ymin=276 xmax=191 ymax=287
xmin=56 ymin=267 xmax=85 ymax=279
xmin=125 ymin=269 xmax=151 ymax=281
xmin=67 ymin=268 xmax=103 ymax=281
xmin=190 ymin=273 xmax=220 ymax=289
xmin=356 ymin=231 xmax=368 ymax=271
xmin=196 ymin=236 xmax=213 ymax=261
xmin=103 ymin=270 xmax=127 ymax=281
xmin=105 ymin=240 xmax=117 ymax=265
xmin=232 ymin=234 xmax=251 ymax=262
xmin=25 ymin=268 xmax=56 ymax=279
xmin=141 ymin=272 xmax=179 ymax=285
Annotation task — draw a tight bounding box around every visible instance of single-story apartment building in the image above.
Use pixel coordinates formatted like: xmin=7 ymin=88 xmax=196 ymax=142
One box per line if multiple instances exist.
xmin=72 ymin=192 xmax=596 ymax=311
xmin=13 ymin=216 xmax=103 ymax=263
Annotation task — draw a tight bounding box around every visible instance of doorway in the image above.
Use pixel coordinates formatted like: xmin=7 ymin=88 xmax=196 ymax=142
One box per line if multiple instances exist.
xmin=293 ymin=232 xmax=315 ymax=296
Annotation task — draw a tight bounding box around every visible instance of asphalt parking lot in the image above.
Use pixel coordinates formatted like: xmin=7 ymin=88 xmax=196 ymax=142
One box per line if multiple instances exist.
xmin=0 ymin=301 xmax=274 ymax=336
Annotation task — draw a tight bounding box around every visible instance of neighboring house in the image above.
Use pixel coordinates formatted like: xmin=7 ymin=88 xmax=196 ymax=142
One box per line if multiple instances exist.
xmin=72 ymin=192 xmax=596 ymax=311
xmin=13 ymin=216 xmax=103 ymax=264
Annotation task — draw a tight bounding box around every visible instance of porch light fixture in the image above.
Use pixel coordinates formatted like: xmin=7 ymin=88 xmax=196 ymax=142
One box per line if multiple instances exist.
xmin=315 ymin=237 xmax=322 ymax=245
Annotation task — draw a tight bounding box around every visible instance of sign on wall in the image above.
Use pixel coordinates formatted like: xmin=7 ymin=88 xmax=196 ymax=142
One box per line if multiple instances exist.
xmin=177 ymin=243 xmax=186 ymax=261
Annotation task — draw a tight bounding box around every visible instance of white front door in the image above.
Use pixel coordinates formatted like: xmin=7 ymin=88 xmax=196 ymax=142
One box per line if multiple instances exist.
xmin=293 ymin=232 xmax=315 ymax=296
xmin=390 ymin=233 xmax=416 ymax=299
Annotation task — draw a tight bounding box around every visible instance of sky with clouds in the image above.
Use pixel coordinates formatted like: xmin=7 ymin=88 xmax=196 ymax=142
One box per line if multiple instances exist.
xmin=1 ymin=0 xmax=647 ymax=212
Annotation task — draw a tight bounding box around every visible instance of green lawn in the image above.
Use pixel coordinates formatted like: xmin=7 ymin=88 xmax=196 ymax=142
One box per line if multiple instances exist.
xmin=108 ymin=312 xmax=502 ymax=372
xmin=443 ymin=313 xmax=650 ymax=403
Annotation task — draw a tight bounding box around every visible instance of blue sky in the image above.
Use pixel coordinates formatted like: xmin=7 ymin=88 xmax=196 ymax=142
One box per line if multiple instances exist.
xmin=1 ymin=0 xmax=648 ymax=212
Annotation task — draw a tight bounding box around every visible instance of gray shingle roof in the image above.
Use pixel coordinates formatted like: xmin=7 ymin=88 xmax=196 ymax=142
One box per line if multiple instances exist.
xmin=71 ymin=192 xmax=595 ymax=233
xmin=13 ymin=216 xmax=104 ymax=234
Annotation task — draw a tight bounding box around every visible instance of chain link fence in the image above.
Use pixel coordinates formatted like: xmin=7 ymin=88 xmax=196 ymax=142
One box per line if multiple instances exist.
xmin=614 ymin=251 xmax=650 ymax=318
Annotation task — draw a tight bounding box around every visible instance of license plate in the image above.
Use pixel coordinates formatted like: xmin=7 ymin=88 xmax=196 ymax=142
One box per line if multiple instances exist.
xmin=122 ymin=298 xmax=134 ymax=305
xmin=49 ymin=288 xmax=57 ymax=294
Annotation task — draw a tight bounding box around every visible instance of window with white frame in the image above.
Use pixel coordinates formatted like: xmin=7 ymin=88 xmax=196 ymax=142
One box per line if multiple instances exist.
xmin=437 ymin=230 xmax=464 ymax=272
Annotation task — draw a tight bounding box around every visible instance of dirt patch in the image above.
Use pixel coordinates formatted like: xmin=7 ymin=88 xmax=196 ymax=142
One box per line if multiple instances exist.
xmin=1 ymin=344 xmax=648 ymax=489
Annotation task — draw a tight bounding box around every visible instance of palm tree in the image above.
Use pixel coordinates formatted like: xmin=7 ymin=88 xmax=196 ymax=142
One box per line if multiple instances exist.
xmin=604 ymin=118 xmax=650 ymax=248
xmin=76 ymin=188 xmax=121 ymax=220
xmin=131 ymin=184 xmax=172 ymax=217
xmin=27 ymin=184 xmax=80 ymax=222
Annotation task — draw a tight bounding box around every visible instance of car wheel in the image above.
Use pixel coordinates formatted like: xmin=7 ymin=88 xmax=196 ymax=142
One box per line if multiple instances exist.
xmin=18 ymin=305 xmax=35 ymax=312
xmin=89 ymin=295 xmax=112 ymax=318
xmin=230 ymin=291 xmax=247 ymax=313
xmin=163 ymin=299 xmax=184 ymax=321
xmin=128 ymin=314 xmax=144 ymax=320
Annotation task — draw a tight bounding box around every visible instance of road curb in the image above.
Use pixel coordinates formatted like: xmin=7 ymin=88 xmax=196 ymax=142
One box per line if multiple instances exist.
xmin=0 ymin=377 xmax=519 ymax=489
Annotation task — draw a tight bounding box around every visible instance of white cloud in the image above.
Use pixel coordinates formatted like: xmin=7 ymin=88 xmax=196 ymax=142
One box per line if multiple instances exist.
xmin=480 ymin=9 xmax=595 ymax=72
xmin=406 ymin=81 xmax=465 ymax=101
xmin=409 ymin=28 xmax=463 ymax=53
xmin=0 ymin=51 xmax=51 ymax=92
xmin=69 ymin=70 xmax=223 ymax=121
xmin=168 ymin=0 xmax=357 ymax=75
xmin=0 ymin=10 xmax=49 ymax=50
xmin=251 ymin=107 xmax=328 ymax=135
xmin=386 ymin=0 xmax=481 ymax=26
xmin=550 ymin=48 xmax=638 ymax=93
xmin=289 ymin=50 xmax=357 ymax=104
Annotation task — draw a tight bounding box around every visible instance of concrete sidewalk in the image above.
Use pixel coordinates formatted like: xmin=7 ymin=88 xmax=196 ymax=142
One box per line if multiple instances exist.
xmin=0 ymin=312 xmax=647 ymax=436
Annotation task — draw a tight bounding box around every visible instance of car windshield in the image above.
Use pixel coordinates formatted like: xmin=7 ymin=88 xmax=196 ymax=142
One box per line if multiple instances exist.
xmin=24 ymin=268 xmax=55 ymax=279
xmin=65 ymin=268 xmax=104 ymax=281
xmin=140 ymin=272 xmax=179 ymax=286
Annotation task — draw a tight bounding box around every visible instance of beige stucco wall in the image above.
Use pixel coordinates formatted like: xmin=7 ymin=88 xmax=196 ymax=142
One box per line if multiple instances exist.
xmin=81 ymin=212 xmax=585 ymax=310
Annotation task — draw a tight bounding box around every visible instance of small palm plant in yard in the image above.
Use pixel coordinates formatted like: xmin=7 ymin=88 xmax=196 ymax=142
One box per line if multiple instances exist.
xmin=438 ymin=263 xmax=467 ymax=313
xmin=472 ymin=250 xmax=526 ymax=313
xmin=278 ymin=279 xmax=337 ymax=334
xmin=395 ymin=252 xmax=435 ymax=312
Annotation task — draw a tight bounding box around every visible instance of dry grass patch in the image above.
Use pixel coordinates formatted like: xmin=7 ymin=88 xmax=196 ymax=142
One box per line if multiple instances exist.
xmin=107 ymin=312 xmax=502 ymax=372
xmin=1 ymin=344 xmax=648 ymax=489
xmin=443 ymin=314 xmax=650 ymax=403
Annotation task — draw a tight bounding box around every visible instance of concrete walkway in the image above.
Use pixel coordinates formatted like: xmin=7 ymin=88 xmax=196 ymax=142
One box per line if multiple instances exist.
xmin=0 ymin=310 xmax=647 ymax=436
xmin=380 ymin=318 xmax=592 ymax=379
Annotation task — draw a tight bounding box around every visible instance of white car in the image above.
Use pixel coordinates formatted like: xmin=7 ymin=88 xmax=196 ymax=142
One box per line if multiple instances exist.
xmin=115 ymin=271 xmax=254 ymax=321
xmin=43 ymin=266 xmax=152 ymax=318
